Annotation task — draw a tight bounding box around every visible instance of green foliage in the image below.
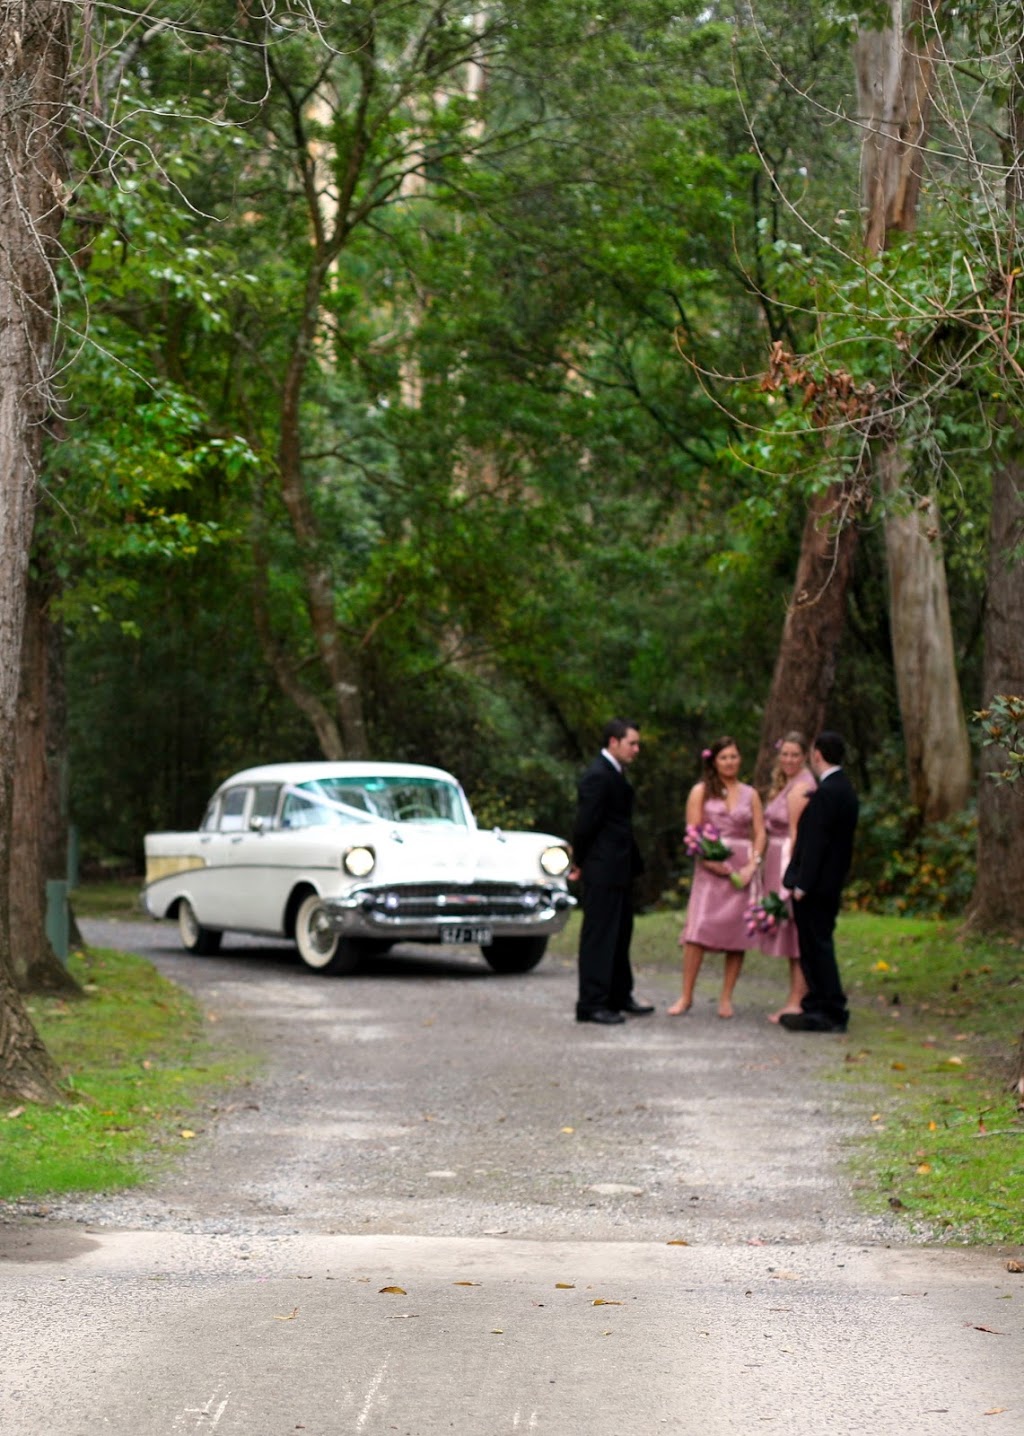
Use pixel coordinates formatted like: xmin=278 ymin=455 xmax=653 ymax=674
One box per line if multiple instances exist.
xmin=844 ymin=745 xmax=977 ymax=916
xmin=52 ymin=0 xmax=998 ymax=918
xmin=1 ymin=946 xmax=256 ymax=1201
xmin=974 ymin=694 xmax=1024 ymax=789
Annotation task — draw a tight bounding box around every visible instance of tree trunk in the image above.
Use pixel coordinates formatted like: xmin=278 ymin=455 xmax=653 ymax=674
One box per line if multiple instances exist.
xmin=0 ymin=0 xmax=71 ymax=1102
xmin=250 ymin=502 xmax=346 ymax=759
xmin=878 ymin=447 xmax=972 ymax=820
xmin=12 ymin=567 xmax=81 ymax=995
xmin=855 ymin=0 xmax=972 ymax=820
xmin=754 ymin=485 xmax=860 ymax=786
xmin=856 ymin=0 xmax=938 ymax=249
xmin=967 ymin=449 xmax=1024 ymax=935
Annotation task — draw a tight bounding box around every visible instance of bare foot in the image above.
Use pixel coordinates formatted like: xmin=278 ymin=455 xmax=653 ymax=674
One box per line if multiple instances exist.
xmin=667 ymin=998 xmax=691 ymax=1016
xmin=767 ymin=1005 xmax=802 ymax=1024
xmin=717 ymin=1001 xmax=734 ymax=1019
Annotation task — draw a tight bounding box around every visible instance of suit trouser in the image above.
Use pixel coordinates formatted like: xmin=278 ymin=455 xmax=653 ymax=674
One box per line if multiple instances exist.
xmin=577 ymin=879 xmax=634 ymax=1015
xmin=793 ymin=893 xmax=848 ymax=1026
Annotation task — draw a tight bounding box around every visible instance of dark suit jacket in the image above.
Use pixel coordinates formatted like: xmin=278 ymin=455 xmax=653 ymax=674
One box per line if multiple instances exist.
xmin=783 ymin=768 xmax=858 ymax=902
xmin=572 ymin=754 xmax=645 ymax=887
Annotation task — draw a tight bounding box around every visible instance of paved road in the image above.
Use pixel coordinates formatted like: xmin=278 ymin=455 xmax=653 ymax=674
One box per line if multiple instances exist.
xmin=1 ymin=919 xmax=1020 ymax=1434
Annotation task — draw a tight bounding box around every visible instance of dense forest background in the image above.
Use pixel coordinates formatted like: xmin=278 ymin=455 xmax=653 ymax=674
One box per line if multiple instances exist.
xmin=19 ymin=0 xmax=1024 ymax=921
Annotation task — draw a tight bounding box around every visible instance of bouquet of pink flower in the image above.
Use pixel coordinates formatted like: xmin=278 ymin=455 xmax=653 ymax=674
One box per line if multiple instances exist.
xmin=684 ymin=822 xmax=731 ymax=862
xmin=745 ymin=890 xmax=790 ymax=936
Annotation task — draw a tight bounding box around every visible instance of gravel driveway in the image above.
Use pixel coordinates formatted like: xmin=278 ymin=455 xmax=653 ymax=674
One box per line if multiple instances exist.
xmin=1 ymin=918 xmax=1020 ymax=1434
xmin=35 ymin=919 xmax=899 ymax=1244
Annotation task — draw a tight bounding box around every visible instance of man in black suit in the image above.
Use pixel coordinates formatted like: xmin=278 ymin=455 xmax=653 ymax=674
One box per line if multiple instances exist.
xmin=571 ymin=719 xmax=653 ymax=1025
xmin=781 ymin=731 xmax=859 ymax=1033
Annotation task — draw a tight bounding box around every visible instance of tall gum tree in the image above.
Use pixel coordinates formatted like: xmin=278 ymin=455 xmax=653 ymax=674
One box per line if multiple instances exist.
xmin=969 ymin=25 xmax=1024 ymax=936
xmin=0 ymin=1 xmax=70 ymax=1102
xmin=234 ymin=3 xmax=515 ymax=759
xmin=855 ymin=0 xmax=972 ymax=822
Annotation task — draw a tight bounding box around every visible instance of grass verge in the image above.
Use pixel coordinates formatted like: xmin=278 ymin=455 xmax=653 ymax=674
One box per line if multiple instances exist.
xmin=549 ymin=908 xmax=1024 ymax=1245
xmin=70 ymin=879 xmax=145 ymax=920
xmin=1 ymin=944 xmax=256 ymax=1202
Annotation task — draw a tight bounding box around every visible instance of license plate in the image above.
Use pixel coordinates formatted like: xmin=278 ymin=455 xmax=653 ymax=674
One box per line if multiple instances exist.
xmin=440 ymin=924 xmax=493 ymax=945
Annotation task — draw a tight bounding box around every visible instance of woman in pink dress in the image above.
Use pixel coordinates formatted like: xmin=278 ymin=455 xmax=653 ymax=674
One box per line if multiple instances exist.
xmin=668 ymin=736 xmax=766 ymax=1019
xmin=759 ymin=731 xmax=815 ymax=1022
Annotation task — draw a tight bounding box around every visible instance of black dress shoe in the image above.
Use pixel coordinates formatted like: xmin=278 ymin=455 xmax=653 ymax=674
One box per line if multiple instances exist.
xmin=779 ymin=1011 xmax=847 ymax=1033
xmin=577 ymin=1008 xmax=626 ymax=1025
xmin=617 ymin=998 xmax=655 ymax=1015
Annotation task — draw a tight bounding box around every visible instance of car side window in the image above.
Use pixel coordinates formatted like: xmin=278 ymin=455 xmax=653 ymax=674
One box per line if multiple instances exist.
xmin=200 ymin=800 xmax=220 ymax=832
xmin=252 ymin=784 xmax=280 ymax=826
xmin=281 ymin=793 xmax=317 ymax=828
xmin=219 ymin=788 xmax=249 ymax=832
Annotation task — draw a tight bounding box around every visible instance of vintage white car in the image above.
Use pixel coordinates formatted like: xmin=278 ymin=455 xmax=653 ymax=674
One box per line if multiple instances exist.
xmin=142 ymin=761 xmax=575 ymax=974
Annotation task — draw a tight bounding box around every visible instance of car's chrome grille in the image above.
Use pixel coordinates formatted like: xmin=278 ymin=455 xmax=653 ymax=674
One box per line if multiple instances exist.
xmin=361 ymin=882 xmax=551 ymax=919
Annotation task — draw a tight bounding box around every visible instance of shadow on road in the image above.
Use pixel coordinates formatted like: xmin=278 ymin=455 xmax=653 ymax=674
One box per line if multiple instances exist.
xmin=91 ymin=922 xmax=512 ymax=984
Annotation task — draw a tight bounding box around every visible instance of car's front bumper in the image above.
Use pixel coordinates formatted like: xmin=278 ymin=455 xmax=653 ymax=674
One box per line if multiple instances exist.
xmin=323 ymin=880 xmax=576 ymax=941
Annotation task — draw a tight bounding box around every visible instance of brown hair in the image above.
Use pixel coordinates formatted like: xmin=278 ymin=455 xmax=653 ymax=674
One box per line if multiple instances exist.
xmin=767 ymin=730 xmax=809 ymax=799
xmin=702 ymin=735 xmax=739 ymax=801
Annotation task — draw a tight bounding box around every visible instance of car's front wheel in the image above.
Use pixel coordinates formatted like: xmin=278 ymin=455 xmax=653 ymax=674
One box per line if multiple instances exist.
xmin=481 ymin=935 xmax=548 ymax=974
xmin=177 ymin=899 xmax=222 ymax=956
xmin=294 ymin=893 xmax=360 ymax=975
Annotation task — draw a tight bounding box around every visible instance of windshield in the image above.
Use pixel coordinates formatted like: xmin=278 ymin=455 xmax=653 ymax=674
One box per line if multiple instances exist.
xmin=289 ymin=775 xmax=470 ymax=828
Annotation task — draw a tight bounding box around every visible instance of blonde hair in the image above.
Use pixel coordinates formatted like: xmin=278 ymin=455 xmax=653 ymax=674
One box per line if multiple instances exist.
xmin=767 ymin=730 xmax=808 ymax=799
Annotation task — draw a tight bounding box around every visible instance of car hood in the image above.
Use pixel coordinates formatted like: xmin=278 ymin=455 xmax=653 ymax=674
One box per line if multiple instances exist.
xmin=356 ymin=822 xmax=564 ymax=885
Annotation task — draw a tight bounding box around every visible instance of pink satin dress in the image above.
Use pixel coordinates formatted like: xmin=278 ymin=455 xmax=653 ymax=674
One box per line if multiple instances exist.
xmin=681 ymin=784 xmax=756 ymax=952
xmin=758 ymin=768 xmax=815 ymax=959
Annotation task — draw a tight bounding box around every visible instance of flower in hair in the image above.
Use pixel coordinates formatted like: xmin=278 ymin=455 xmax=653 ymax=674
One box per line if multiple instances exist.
xmin=774 ymin=739 xmax=782 ymax=751
xmin=701 ymin=748 xmax=712 ymax=760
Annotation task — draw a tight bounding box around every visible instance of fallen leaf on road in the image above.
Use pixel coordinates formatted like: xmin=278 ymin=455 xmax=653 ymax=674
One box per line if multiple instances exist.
xmin=453 ymin=1281 xmax=481 ymax=1287
xmin=966 ymin=1324 xmax=1004 ymax=1334
xmin=491 ymin=1328 xmax=504 ymax=1334
xmin=555 ymin=1283 xmax=575 ymax=1289
xmin=593 ymin=1299 xmax=622 ymax=1306
xmin=1005 ymin=1260 xmax=1023 ymax=1274
xmin=560 ymin=1126 xmax=575 ymax=1134
xmin=274 ymin=1308 xmax=299 ymax=1321
xmin=379 ymin=1286 xmax=407 ymax=1295
xmin=666 ymin=1239 xmax=689 ymax=1246
xmin=983 ymin=1409 xmax=1006 ymax=1415
xmin=179 ymin=1129 xmax=196 ymax=1139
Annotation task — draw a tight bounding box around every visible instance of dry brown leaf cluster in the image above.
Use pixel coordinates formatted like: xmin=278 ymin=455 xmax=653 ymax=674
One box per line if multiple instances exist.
xmin=761 ymin=341 xmax=880 ymax=430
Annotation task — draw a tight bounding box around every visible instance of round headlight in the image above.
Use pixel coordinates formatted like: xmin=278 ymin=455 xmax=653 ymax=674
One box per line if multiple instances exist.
xmin=343 ymin=845 xmax=376 ymax=877
xmin=540 ymin=845 xmax=571 ymax=877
